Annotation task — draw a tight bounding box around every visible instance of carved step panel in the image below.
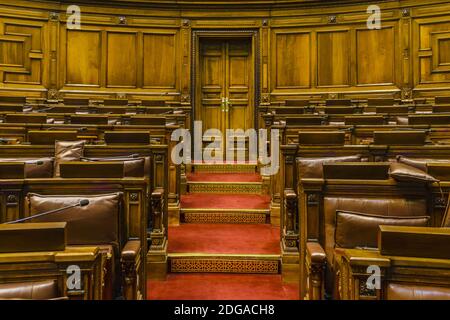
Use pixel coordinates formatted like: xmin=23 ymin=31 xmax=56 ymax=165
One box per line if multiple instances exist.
xmin=169 ymin=254 xmax=280 ymax=274
xmin=187 ymin=181 xmax=262 ymax=194
xmin=192 ymin=163 xmax=257 ymax=174
xmin=181 ymin=209 xmax=270 ymax=224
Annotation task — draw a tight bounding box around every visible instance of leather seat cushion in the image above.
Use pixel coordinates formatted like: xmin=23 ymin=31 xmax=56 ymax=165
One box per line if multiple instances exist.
xmin=335 ymin=210 xmax=430 ymax=249
xmin=389 ymin=162 xmax=439 ymax=183
xmin=27 ymin=192 xmax=121 ymax=248
xmin=297 ymin=155 xmax=362 ymax=179
xmin=54 ymin=140 xmax=85 ymax=177
xmin=0 ymin=280 xmax=59 ymax=300
xmin=387 ymin=283 xmax=450 ymax=300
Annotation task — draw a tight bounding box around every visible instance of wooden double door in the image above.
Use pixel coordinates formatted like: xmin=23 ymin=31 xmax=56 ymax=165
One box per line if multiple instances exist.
xmin=196 ymin=38 xmax=254 ymax=148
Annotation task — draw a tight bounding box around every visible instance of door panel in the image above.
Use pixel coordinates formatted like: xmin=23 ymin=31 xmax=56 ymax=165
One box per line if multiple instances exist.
xmin=200 ymin=41 xmax=225 ymax=132
xmin=227 ymin=40 xmax=252 ymax=132
xmin=198 ymin=38 xmax=254 ymax=156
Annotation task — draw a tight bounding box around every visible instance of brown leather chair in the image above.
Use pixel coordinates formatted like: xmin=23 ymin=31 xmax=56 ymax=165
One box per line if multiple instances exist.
xmin=0 ymin=280 xmax=66 ymax=300
xmin=306 ymin=196 xmax=430 ymax=300
xmin=26 ymin=192 xmax=141 ymax=300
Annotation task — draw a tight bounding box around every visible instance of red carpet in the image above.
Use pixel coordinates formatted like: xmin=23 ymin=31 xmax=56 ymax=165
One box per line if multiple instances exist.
xmin=187 ymin=172 xmax=262 ymax=182
xmin=181 ymin=194 xmax=270 ymax=209
xmin=148 ymin=274 xmax=299 ymax=300
xmin=169 ymin=224 xmax=280 ymax=254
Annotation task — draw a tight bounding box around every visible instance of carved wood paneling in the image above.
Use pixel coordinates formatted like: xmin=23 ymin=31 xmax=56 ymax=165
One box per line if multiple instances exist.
xmin=0 ymin=0 xmax=450 ymax=99
xmin=413 ymin=16 xmax=450 ymax=93
xmin=0 ymin=18 xmax=46 ymax=89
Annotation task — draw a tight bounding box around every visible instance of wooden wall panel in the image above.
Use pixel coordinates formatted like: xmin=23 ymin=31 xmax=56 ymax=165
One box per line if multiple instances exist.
xmin=356 ymin=27 xmax=395 ymax=85
xmin=107 ymin=32 xmax=138 ymax=88
xmin=0 ymin=19 xmax=46 ymax=87
xmin=317 ymin=30 xmax=350 ymax=87
xmin=59 ymin=25 xmax=180 ymax=95
xmin=0 ymin=40 xmax=23 ymax=66
xmin=66 ymin=30 xmax=100 ymax=86
xmin=270 ymin=20 xmax=401 ymax=99
xmin=274 ymin=32 xmax=310 ymax=89
xmin=414 ymin=19 xmax=450 ymax=87
xmin=143 ymin=32 xmax=177 ymax=89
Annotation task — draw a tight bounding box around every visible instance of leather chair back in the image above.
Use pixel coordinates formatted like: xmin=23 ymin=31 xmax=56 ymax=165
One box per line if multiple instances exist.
xmin=387 ymin=283 xmax=450 ymax=300
xmin=0 ymin=280 xmax=60 ymax=300
xmin=27 ymin=193 xmax=123 ymax=249
xmin=323 ymin=196 xmax=428 ymax=265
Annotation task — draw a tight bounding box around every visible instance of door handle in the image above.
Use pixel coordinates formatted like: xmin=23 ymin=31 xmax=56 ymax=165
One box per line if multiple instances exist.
xmin=225 ymin=97 xmax=232 ymax=112
xmin=221 ymin=97 xmax=226 ymax=112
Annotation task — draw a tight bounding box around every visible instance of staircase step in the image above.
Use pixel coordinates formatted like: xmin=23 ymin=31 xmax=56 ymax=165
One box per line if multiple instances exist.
xmin=168 ymin=253 xmax=280 ymax=274
xmin=148 ymin=274 xmax=299 ymax=300
xmin=181 ymin=194 xmax=270 ymax=210
xmin=168 ymin=224 xmax=279 ymax=255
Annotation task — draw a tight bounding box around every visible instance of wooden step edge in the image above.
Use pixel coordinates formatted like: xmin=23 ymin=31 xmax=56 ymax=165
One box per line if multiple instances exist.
xmin=168 ymin=253 xmax=281 ymax=259
xmin=181 ymin=208 xmax=270 ymax=213
xmin=187 ymin=181 xmax=262 ymax=185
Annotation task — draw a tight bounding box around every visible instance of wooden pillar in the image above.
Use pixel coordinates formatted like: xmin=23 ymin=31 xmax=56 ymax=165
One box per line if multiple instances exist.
xmin=280 ymin=144 xmax=299 ymax=283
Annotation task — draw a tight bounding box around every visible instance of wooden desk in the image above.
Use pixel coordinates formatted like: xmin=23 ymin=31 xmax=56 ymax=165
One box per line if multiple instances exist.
xmin=0 ymin=246 xmax=104 ymax=300
xmin=339 ymin=248 xmax=450 ymax=300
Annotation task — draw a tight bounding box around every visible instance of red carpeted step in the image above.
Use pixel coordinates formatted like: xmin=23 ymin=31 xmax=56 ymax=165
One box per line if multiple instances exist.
xmin=181 ymin=194 xmax=270 ymax=210
xmin=148 ymin=274 xmax=299 ymax=300
xmin=187 ymin=172 xmax=262 ymax=182
xmin=168 ymin=224 xmax=280 ymax=254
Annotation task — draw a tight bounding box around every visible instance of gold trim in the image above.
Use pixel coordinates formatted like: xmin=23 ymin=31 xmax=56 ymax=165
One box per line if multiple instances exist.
xmin=183 ymin=212 xmax=267 ymax=224
xmin=188 ymin=182 xmax=262 ymax=194
xmin=182 ymin=208 xmax=269 ymax=213
xmin=194 ymin=164 xmax=257 ymax=173
xmin=170 ymin=255 xmax=280 ymax=273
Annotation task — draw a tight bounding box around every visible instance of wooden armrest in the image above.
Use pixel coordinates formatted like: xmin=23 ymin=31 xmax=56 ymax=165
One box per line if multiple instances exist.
xmin=306 ymin=242 xmax=326 ymax=264
xmin=121 ymin=240 xmax=142 ymax=300
xmin=121 ymin=240 xmax=141 ymax=261
xmin=305 ymin=242 xmax=326 ymax=300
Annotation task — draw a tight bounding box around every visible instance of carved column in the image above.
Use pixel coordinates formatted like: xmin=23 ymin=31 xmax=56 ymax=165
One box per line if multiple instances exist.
xmin=48 ymin=12 xmax=60 ymax=101
xmin=165 ymin=124 xmax=181 ymax=226
xmin=280 ymin=144 xmax=299 ymax=283
xmin=400 ymin=7 xmax=412 ymax=100
xmin=307 ymin=261 xmax=325 ymax=300
xmin=180 ymin=19 xmax=191 ymax=116
xmin=147 ymin=189 xmax=167 ymax=280
xmin=259 ymin=18 xmax=270 ymax=114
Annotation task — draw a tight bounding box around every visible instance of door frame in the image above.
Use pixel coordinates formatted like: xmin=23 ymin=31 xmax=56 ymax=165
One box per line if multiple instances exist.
xmin=191 ymin=29 xmax=261 ymax=132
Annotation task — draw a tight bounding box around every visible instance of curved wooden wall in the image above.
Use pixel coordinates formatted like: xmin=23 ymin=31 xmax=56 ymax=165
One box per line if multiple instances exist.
xmin=0 ymin=0 xmax=449 ymax=106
